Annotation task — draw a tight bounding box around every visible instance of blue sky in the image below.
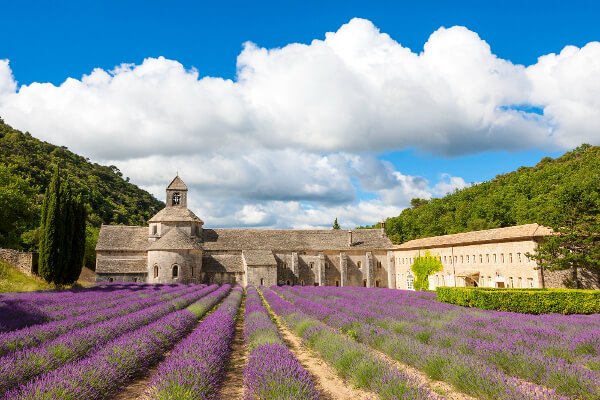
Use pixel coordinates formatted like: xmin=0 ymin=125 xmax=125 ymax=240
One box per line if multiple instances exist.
xmin=0 ymin=1 xmax=598 ymax=227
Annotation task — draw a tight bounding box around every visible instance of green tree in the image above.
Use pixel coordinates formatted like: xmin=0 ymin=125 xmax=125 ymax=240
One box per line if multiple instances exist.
xmin=38 ymin=168 xmax=62 ymax=283
xmin=411 ymin=250 xmax=443 ymax=290
xmin=68 ymin=195 xmax=87 ymax=282
xmin=529 ymin=177 xmax=600 ymax=288
xmin=0 ymin=164 xmax=38 ymax=249
xmin=332 ymin=218 xmax=340 ymax=229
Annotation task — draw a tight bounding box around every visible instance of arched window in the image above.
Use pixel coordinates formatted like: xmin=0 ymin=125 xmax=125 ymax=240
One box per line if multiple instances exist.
xmin=172 ymin=192 xmax=181 ymax=205
xmin=153 ymin=264 xmax=159 ymax=278
xmin=191 ymin=265 xmax=194 ymax=277
xmin=108 ymin=277 xmax=114 ymax=283
xmin=260 ymin=278 xmax=264 ymax=286
xmin=172 ymin=264 xmax=179 ymax=278
xmin=357 ymin=261 xmax=362 ymax=269
xmin=335 ymin=280 xmax=340 ymax=287
xmin=286 ymin=280 xmax=291 ymax=285
xmin=152 ymin=225 xmax=157 ymax=235
xmin=309 ymin=262 xmax=314 ymax=270
xmin=300 ymin=280 xmax=305 ymax=286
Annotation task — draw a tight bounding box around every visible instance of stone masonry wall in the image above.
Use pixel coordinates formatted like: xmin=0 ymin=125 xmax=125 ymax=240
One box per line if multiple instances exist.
xmin=0 ymin=248 xmax=38 ymax=276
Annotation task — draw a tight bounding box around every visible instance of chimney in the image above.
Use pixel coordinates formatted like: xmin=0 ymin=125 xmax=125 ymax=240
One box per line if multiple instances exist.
xmin=348 ymin=230 xmax=353 ymax=246
xmin=381 ymin=221 xmax=386 ymax=237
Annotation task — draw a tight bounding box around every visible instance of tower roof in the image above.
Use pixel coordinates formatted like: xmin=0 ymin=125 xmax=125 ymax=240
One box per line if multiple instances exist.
xmin=148 ymin=227 xmax=202 ymax=251
xmin=149 ymin=206 xmax=204 ymax=223
xmin=167 ymin=175 xmax=188 ymax=191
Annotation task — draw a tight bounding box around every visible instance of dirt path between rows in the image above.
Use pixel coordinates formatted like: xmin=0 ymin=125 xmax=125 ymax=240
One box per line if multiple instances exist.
xmin=369 ymin=346 xmax=475 ymax=400
xmin=218 ymin=297 xmax=247 ymax=400
xmin=272 ymin=314 xmax=374 ymax=400
xmin=113 ymin=359 xmax=162 ymax=400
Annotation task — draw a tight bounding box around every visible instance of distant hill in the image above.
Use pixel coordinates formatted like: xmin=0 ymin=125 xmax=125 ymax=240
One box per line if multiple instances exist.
xmin=384 ymin=144 xmax=600 ymax=244
xmin=0 ymin=118 xmax=164 ymax=255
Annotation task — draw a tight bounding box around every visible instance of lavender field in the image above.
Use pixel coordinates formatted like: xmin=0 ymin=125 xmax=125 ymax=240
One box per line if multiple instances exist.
xmin=0 ymin=283 xmax=598 ymax=399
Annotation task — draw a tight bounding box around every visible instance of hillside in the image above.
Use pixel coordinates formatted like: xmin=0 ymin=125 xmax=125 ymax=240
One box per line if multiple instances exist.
xmin=0 ymin=118 xmax=164 ymax=256
xmin=384 ymin=144 xmax=600 ymax=244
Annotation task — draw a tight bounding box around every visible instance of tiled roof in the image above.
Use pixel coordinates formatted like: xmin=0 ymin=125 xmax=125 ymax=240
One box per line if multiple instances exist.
xmin=96 ymin=225 xmax=148 ymax=251
xmin=148 ymin=207 xmax=203 ymax=223
xmin=202 ymin=254 xmax=244 ymax=273
xmin=148 ymin=228 xmax=202 ymax=251
xmin=202 ymin=228 xmax=392 ymax=251
xmin=166 ymin=175 xmax=188 ymax=190
xmin=243 ymin=250 xmax=277 ymax=266
xmin=96 ymin=257 xmax=147 ymax=273
xmin=395 ymin=223 xmax=553 ymax=250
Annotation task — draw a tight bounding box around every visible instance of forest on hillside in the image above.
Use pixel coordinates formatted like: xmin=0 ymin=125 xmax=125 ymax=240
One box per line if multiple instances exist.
xmin=0 ymin=118 xmax=164 ymax=265
xmin=382 ymin=144 xmax=600 ymax=244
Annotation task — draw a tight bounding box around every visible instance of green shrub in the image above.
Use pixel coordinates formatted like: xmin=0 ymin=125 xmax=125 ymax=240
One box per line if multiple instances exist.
xmin=436 ymin=287 xmax=600 ymax=314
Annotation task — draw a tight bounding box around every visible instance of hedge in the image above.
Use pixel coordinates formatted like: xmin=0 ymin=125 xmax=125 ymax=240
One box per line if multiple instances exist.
xmin=436 ymin=287 xmax=600 ymax=314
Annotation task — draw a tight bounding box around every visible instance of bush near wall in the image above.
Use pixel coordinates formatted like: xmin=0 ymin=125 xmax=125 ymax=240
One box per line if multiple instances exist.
xmin=436 ymin=287 xmax=600 ymax=314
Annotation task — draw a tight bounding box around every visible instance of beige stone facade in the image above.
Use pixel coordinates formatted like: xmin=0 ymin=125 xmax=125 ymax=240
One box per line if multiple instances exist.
xmin=393 ymin=224 xmax=600 ymax=290
xmin=95 ymin=176 xmax=394 ymax=287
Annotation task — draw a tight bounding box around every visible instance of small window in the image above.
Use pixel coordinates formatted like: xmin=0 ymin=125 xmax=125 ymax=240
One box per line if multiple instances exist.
xmin=501 ymin=253 xmax=505 ymax=263
xmin=133 ymin=277 xmax=138 ymax=282
xmin=377 ymin=261 xmax=382 ymax=269
xmin=286 ymin=280 xmax=291 ymax=285
xmin=454 ymin=256 xmax=457 ymax=264
xmin=309 ymin=262 xmax=314 ymax=270
xmin=375 ymin=280 xmax=380 ymax=287
xmin=314 ymin=282 xmax=319 ymax=286
xmin=486 ymin=254 xmax=490 ymax=263
xmin=362 ymin=279 xmax=367 ymax=287
xmin=493 ymin=254 xmax=497 ymax=263
xmin=509 ymin=277 xmax=514 ymax=288
xmin=528 ymin=278 xmax=534 ymax=288
xmin=406 ymin=275 xmax=414 ymax=290
xmin=153 ymin=264 xmax=159 ymax=279
xmin=172 ymin=264 xmax=179 ymax=278
xmin=479 ymin=254 xmax=483 ymax=263
xmin=283 ymin=262 xmax=288 ymax=269
xmin=518 ymin=277 xmax=522 ymax=288
xmin=444 ymin=256 xmax=447 ymax=263
xmin=152 ymin=225 xmax=157 ymax=235
xmin=108 ymin=277 xmax=113 ymax=282
xmin=191 ymin=265 xmax=194 ymax=277
xmin=461 ymin=255 xmax=464 ymax=263
xmin=335 ymin=280 xmax=340 ymax=287
xmin=172 ymin=192 xmax=181 ymax=205
xmin=300 ymin=280 xmax=305 ymax=286
xmin=509 ymin=253 xmax=513 ymax=263
xmin=518 ymin=253 xmax=522 ymax=263
xmin=260 ymin=278 xmax=264 ymax=286
xmin=357 ymin=261 xmax=362 ymax=269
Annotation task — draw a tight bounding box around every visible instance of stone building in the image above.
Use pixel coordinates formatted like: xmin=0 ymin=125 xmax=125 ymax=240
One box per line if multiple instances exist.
xmin=393 ymin=224 xmax=600 ymax=290
xmin=96 ymin=176 xmax=394 ymax=286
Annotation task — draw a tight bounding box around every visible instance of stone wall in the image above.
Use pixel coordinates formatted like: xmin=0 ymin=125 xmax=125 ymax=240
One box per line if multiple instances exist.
xmin=96 ymin=273 xmax=147 ymax=283
xmin=147 ymin=249 xmax=203 ymax=284
xmin=0 ymin=248 xmax=38 ymax=276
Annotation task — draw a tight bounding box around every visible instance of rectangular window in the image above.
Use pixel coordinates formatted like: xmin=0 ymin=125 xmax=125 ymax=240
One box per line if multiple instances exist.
xmin=528 ymin=278 xmax=534 ymax=288
xmin=444 ymin=256 xmax=447 ymax=263
xmin=518 ymin=277 xmax=522 ymax=288
xmin=479 ymin=277 xmax=484 ymax=286
xmin=493 ymin=254 xmax=497 ymax=263
xmin=486 ymin=254 xmax=489 ymax=263
xmin=509 ymin=277 xmax=514 ymax=288
xmin=509 ymin=253 xmax=513 ymax=263
xmin=518 ymin=253 xmax=522 ymax=263
xmin=466 ymin=255 xmax=469 ymax=263
xmin=460 ymin=255 xmax=464 ymax=264
xmin=488 ymin=276 xmax=492 ymax=287
xmin=501 ymin=254 xmax=504 ymax=263
xmin=479 ymin=254 xmax=483 ymax=263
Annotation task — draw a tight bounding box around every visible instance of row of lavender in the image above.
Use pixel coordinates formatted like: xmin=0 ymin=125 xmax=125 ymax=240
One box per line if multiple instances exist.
xmin=141 ymin=285 xmax=244 ymax=399
xmin=1 ymin=284 xmax=220 ymax=397
xmin=260 ymin=286 xmax=441 ymax=400
xmin=0 ymin=282 xmax=189 ymax=331
xmin=277 ymin=285 xmax=597 ymax=400
xmin=0 ymin=283 xmax=208 ymax=356
xmin=244 ymin=285 xmax=318 ymax=399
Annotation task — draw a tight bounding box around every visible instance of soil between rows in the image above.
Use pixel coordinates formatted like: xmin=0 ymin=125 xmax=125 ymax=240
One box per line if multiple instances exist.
xmin=271 ymin=313 xmax=374 ymax=400
xmin=218 ymin=297 xmax=248 ymax=399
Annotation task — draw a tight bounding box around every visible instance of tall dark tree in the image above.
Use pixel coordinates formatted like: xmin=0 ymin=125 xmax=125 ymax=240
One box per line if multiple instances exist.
xmin=38 ymin=168 xmax=62 ymax=283
xmin=332 ymin=218 xmax=340 ymax=230
xmin=38 ymin=169 xmax=88 ymax=284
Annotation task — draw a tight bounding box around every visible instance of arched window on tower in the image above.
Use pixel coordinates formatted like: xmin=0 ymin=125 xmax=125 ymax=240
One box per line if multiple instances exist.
xmin=152 ymin=225 xmax=157 ymax=235
xmin=172 ymin=264 xmax=179 ymax=278
xmin=172 ymin=192 xmax=181 ymax=205
xmin=153 ymin=264 xmax=159 ymax=279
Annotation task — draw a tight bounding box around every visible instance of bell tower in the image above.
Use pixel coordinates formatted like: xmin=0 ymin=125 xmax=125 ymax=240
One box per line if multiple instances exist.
xmin=166 ymin=175 xmax=188 ymax=207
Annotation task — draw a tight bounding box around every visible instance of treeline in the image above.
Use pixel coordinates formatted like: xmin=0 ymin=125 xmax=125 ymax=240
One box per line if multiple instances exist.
xmin=0 ymin=118 xmax=164 ymax=268
xmin=383 ymin=144 xmax=600 ymax=244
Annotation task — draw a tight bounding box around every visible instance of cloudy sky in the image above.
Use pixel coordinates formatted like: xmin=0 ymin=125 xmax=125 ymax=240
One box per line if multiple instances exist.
xmin=1 ymin=1 xmax=599 ymax=228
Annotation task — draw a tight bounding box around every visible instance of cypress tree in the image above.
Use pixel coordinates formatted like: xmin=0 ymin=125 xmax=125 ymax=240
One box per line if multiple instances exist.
xmin=39 ymin=168 xmax=62 ymax=283
xmin=68 ymin=196 xmax=87 ymax=283
xmin=59 ymin=183 xmax=74 ymax=285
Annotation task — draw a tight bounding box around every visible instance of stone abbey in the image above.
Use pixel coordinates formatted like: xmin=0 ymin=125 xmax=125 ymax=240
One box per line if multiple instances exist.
xmin=95 ymin=176 xmax=599 ymax=289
